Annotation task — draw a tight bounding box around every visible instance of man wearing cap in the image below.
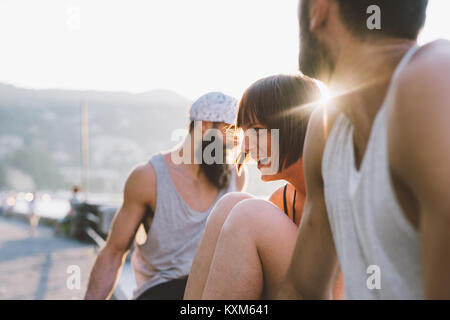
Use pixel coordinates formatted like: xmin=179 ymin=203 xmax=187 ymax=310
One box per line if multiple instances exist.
xmin=85 ymin=92 xmax=247 ymax=300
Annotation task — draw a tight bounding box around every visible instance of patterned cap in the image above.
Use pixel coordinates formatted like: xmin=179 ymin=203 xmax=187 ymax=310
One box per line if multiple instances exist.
xmin=189 ymin=92 xmax=238 ymax=125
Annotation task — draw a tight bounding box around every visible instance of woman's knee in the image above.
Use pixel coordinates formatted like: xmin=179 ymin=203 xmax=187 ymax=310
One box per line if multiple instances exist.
xmin=205 ymin=192 xmax=253 ymax=231
xmin=222 ymin=199 xmax=283 ymax=234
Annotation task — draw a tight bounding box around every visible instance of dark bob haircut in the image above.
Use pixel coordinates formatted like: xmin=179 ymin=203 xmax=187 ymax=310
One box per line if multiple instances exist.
xmin=236 ymin=73 xmax=322 ymax=173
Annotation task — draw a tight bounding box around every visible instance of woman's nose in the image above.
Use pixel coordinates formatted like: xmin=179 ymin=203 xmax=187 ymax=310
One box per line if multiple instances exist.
xmin=243 ymin=137 xmax=261 ymax=161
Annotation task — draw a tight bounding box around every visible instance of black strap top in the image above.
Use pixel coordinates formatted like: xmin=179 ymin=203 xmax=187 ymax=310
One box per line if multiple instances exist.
xmin=283 ymin=184 xmax=297 ymax=224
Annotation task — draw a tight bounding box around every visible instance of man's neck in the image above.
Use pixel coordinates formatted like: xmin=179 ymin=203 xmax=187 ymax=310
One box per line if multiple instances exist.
xmin=329 ymin=39 xmax=416 ymax=145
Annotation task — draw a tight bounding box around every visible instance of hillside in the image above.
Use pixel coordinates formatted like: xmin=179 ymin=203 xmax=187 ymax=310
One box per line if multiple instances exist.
xmin=0 ymin=83 xmax=281 ymax=196
xmin=0 ymin=83 xmax=192 ymax=191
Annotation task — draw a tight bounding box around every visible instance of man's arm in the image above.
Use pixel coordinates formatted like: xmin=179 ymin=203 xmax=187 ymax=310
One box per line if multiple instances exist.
xmin=84 ymin=164 xmax=156 ymax=300
xmin=389 ymin=41 xmax=450 ymax=299
xmin=277 ymin=107 xmax=340 ymax=299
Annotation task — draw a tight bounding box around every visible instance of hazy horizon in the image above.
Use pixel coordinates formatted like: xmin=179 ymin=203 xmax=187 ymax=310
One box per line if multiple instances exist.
xmin=0 ymin=81 xmax=193 ymax=101
xmin=1 ymin=0 xmax=448 ymax=100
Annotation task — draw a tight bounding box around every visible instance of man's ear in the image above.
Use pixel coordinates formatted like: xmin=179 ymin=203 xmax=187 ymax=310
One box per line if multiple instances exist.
xmin=310 ymin=0 xmax=331 ymax=32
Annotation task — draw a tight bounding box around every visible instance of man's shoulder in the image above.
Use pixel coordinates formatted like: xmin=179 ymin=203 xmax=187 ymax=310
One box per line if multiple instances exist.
xmin=130 ymin=161 xmax=156 ymax=181
xmin=415 ymin=39 xmax=450 ymax=63
xmin=395 ymin=40 xmax=450 ymax=95
xmin=388 ymin=40 xmax=450 ymax=179
xmin=304 ymin=106 xmax=342 ymax=169
xmin=390 ymin=40 xmax=450 ymax=126
xmin=125 ymin=161 xmax=157 ymax=200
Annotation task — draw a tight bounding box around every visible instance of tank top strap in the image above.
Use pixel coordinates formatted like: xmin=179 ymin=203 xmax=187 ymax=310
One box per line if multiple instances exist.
xmin=149 ymin=153 xmax=184 ymax=211
xmin=149 ymin=153 xmax=166 ymax=175
xmin=391 ymin=45 xmax=421 ymax=83
xmin=149 ymin=153 xmax=170 ymax=190
xmin=378 ymin=45 xmax=421 ymax=114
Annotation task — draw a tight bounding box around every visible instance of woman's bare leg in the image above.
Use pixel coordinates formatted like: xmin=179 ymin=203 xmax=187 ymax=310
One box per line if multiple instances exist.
xmin=184 ymin=192 xmax=252 ymax=299
xmin=201 ymin=199 xmax=298 ymax=299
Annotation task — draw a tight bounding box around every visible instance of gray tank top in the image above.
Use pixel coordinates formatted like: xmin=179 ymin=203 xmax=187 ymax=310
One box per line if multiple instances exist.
xmin=131 ymin=153 xmax=236 ymax=299
xmin=322 ymin=45 xmax=423 ymax=299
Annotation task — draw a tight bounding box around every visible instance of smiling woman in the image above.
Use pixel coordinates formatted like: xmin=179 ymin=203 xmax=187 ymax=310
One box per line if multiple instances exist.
xmin=184 ymin=73 xmax=345 ymax=300
xmin=236 ymin=73 xmax=321 ymax=180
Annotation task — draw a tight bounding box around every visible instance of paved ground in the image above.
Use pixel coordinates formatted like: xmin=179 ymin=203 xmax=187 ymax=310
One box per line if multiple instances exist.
xmin=0 ymin=215 xmax=97 ymax=300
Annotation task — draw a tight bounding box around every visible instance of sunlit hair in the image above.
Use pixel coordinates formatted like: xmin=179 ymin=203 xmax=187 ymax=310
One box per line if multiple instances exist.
xmin=234 ymin=73 xmax=322 ymax=174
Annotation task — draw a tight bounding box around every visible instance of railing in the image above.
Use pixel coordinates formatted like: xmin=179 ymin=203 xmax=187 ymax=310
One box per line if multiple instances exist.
xmin=72 ymin=203 xmax=129 ymax=300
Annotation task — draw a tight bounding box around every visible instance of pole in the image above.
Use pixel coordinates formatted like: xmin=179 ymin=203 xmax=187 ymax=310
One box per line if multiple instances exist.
xmin=81 ymin=101 xmax=89 ymax=201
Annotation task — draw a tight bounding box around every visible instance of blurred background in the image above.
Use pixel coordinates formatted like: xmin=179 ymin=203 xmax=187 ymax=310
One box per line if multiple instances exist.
xmin=0 ymin=0 xmax=448 ymax=203
xmin=0 ymin=0 xmax=448 ymax=300
xmin=0 ymin=0 xmax=305 ymax=209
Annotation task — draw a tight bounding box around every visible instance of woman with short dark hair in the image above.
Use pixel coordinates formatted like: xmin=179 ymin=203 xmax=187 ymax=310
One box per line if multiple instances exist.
xmin=184 ymin=74 xmax=343 ymax=300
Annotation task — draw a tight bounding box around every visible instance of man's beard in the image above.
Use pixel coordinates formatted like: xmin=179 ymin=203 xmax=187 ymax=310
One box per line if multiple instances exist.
xmin=196 ymin=138 xmax=231 ymax=190
xmin=299 ymin=0 xmax=334 ymax=82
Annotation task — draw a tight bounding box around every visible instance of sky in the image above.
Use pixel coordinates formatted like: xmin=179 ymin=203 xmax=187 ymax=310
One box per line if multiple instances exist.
xmin=0 ymin=0 xmax=449 ymax=100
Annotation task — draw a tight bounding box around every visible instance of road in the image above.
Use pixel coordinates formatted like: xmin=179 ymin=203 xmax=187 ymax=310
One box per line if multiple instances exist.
xmin=0 ymin=216 xmax=97 ymax=300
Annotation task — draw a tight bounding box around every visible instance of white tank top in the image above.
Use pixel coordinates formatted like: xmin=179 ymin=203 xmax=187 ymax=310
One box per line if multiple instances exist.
xmin=322 ymin=45 xmax=423 ymax=299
